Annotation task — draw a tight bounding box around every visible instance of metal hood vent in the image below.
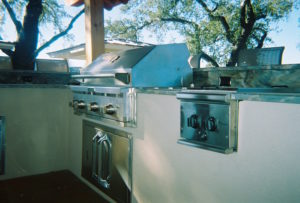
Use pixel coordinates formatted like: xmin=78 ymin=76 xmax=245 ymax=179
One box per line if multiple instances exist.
xmin=73 ymin=43 xmax=192 ymax=88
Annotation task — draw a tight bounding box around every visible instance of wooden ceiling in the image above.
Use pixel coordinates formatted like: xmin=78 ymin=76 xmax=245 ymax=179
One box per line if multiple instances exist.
xmin=65 ymin=0 xmax=129 ymax=10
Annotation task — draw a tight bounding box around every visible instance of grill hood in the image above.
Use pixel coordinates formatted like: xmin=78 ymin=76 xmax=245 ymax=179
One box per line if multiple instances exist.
xmin=73 ymin=43 xmax=192 ymax=87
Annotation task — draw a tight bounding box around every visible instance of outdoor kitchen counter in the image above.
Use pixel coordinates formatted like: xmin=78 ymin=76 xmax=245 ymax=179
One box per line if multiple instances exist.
xmin=0 ymin=84 xmax=69 ymax=88
xmin=232 ymin=88 xmax=300 ymax=104
xmin=137 ymin=87 xmax=300 ymax=104
xmin=136 ymin=87 xmax=181 ymax=95
xmin=0 ymin=70 xmax=73 ymax=86
xmin=3 ymin=84 xmax=299 ymax=104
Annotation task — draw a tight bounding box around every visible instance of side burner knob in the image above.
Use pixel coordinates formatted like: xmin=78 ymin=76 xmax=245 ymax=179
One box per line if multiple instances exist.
xmin=187 ymin=114 xmax=200 ymax=129
xmin=72 ymin=100 xmax=78 ymax=108
xmin=207 ymin=117 xmax=217 ymax=131
xmin=77 ymin=101 xmax=86 ymax=110
xmin=90 ymin=102 xmax=99 ymax=112
xmin=104 ymin=104 xmax=117 ymax=115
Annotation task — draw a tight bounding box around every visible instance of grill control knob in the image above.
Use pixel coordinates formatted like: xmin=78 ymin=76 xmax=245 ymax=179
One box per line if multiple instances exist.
xmin=187 ymin=114 xmax=200 ymax=129
xmin=72 ymin=100 xmax=78 ymax=108
xmin=90 ymin=102 xmax=99 ymax=112
xmin=104 ymin=104 xmax=116 ymax=115
xmin=77 ymin=101 xmax=86 ymax=110
xmin=207 ymin=117 xmax=217 ymax=131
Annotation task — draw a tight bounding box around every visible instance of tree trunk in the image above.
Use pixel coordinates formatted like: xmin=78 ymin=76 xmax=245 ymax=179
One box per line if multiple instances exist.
xmin=11 ymin=0 xmax=42 ymax=70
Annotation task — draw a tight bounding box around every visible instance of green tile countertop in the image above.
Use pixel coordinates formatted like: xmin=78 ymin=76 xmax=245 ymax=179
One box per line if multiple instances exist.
xmin=0 ymin=84 xmax=69 ymax=89
xmin=231 ymin=88 xmax=300 ymax=104
xmin=137 ymin=87 xmax=300 ymax=104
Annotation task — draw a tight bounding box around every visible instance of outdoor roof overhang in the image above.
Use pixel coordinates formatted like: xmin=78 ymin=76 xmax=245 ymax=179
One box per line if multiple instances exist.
xmin=65 ymin=0 xmax=128 ymax=10
xmin=47 ymin=40 xmax=151 ymax=60
xmin=0 ymin=41 xmax=15 ymax=50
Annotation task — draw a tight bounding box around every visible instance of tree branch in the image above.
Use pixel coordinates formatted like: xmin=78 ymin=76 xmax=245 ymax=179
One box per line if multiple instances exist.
xmin=246 ymin=0 xmax=255 ymax=22
xmin=240 ymin=0 xmax=256 ymax=28
xmin=136 ymin=20 xmax=154 ymax=30
xmin=167 ymin=17 xmax=219 ymax=67
xmin=35 ymin=8 xmax=84 ymax=57
xmin=240 ymin=0 xmax=247 ymax=28
xmin=160 ymin=17 xmax=199 ymax=28
xmin=200 ymin=51 xmax=219 ymax=67
xmin=1 ymin=0 xmax=23 ymax=35
xmin=107 ymin=20 xmax=154 ymax=41
xmin=227 ymin=0 xmax=257 ymax=66
xmin=255 ymin=31 xmax=267 ymax=48
xmin=255 ymin=14 xmax=267 ymax=21
xmin=195 ymin=0 xmax=233 ymax=43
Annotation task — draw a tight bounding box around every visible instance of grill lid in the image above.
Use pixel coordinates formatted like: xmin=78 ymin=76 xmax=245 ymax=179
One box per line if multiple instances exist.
xmin=81 ymin=45 xmax=154 ymax=75
xmin=73 ymin=43 xmax=192 ymax=88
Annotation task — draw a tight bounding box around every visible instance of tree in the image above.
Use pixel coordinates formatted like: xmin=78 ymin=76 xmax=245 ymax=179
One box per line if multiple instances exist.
xmin=106 ymin=0 xmax=297 ymax=67
xmin=0 ymin=0 xmax=84 ymax=70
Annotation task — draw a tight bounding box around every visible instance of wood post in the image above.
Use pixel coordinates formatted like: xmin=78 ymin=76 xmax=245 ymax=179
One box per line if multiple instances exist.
xmin=84 ymin=0 xmax=105 ymax=65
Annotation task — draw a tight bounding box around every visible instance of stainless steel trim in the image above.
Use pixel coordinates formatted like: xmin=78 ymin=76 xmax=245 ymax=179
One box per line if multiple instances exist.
xmin=179 ymin=89 xmax=237 ymax=94
xmin=0 ymin=116 xmax=5 ymax=175
xmin=127 ymin=88 xmax=137 ymax=127
xmin=128 ymin=134 xmax=133 ymax=191
xmin=72 ymin=74 xmax=115 ymax=79
xmin=177 ymin=139 xmax=234 ymax=154
xmin=177 ymin=93 xmax=227 ymax=102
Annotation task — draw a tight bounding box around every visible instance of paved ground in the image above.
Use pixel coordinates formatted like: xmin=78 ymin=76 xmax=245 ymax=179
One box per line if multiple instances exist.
xmin=0 ymin=170 xmax=109 ymax=203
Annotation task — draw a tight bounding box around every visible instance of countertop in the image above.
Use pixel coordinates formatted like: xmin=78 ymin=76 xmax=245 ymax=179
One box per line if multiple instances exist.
xmin=0 ymin=84 xmax=69 ymax=89
xmin=1 ymin=84 xmax=300 ymax=104
xmin=231 ymin=88 xmax=300 ymax=104
xmin=138 ymin=87 xmax=300 ymax=104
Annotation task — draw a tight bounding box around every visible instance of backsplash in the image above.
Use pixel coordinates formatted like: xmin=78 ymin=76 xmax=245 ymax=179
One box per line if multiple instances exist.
xmin=193 ymin=64 xmax=300 ymax=89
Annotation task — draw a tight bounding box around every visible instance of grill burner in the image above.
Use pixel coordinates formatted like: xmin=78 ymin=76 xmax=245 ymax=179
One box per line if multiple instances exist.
xmin=177 ymin=89 xmax=239 ymax=154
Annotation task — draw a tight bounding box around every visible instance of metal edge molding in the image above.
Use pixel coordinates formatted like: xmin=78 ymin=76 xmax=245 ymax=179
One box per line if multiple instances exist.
xmin=0 ymin=116 xmax=5 ymax=175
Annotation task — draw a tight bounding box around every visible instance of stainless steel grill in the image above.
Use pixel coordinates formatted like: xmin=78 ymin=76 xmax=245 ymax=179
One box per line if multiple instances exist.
xmin=70 ymin=43 xmax=192 ymax=127
xmin=70 ymin=43 xmax=192 ymax=202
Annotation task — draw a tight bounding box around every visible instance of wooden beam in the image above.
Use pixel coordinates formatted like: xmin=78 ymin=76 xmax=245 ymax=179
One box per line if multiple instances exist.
xmin=84 ymin=0 xmax=105 ymax=65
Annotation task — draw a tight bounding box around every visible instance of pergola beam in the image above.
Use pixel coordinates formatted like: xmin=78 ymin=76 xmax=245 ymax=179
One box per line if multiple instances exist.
xmin=65 ymin=0 xmax=129 ymax=64
xmin=84 ymin=0 xmax=105 ymax=64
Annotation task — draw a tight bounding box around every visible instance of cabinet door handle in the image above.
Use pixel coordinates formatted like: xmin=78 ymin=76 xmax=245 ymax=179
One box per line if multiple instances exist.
xmin=92 ymin=131 xmax=102 ymax=180
xmin=97 ymin=134 xmax=112 ymax=189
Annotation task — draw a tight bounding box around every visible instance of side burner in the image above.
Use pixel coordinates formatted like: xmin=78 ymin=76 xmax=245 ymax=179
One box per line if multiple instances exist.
xmin=177 ymin=90 xmax=239 ymax=154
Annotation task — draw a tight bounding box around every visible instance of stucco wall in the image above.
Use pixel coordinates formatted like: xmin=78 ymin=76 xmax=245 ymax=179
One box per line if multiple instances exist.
xmin=1 ymin=88 xmax=300 ymax=203
xmin=0 ymin=87 xmax=71 ymax=180
xmin=132 ymin=94 xmax=300 ymax=203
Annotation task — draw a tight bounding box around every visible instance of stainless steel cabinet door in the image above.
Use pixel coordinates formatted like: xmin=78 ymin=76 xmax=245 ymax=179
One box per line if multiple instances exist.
xmin=82 ymin=120 xmax=132 ymax=203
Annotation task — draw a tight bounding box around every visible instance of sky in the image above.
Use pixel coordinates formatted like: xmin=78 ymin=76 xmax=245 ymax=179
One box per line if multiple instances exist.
xmin=1 ymin=2 xmax=300 ymax=65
